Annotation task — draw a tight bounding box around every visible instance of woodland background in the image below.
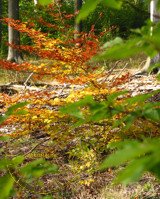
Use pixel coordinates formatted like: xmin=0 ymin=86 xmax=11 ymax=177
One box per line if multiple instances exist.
xmin=0 ymin=0 xmax=160 ymax=198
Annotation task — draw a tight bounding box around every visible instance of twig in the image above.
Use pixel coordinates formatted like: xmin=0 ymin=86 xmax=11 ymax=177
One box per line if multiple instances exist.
xmin=111 ymin=63 xmax=129 ymax=83
xmin=24 ymin=72 xmax=33 ymax=89
xmin=24 ymin=137 xmax=50 ymax=157
xmin=101 ymin=60 xmax=121 ymax=83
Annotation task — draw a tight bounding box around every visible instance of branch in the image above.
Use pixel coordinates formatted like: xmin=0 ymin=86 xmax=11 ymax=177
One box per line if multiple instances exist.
xmin=24 ymin=137 xmax=50 ymax=157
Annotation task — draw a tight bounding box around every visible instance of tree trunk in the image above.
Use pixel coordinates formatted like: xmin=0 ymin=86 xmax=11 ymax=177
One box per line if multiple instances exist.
xmin=0 ymin=0 xmax=2 ymax=48
xmin=141 ymin=0 xmax=160 ymax=74
xmin=74 ymin=0 xmax=83 ymax=41
xmin=150 ymin=0 xmax=160 ymax=71
xmin=34 ymin=0 xmax=38 ymax=5
xmin=7 ymin=0 xmax=23 ymax=63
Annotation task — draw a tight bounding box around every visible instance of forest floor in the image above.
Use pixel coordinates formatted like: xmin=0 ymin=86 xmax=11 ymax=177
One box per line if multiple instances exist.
xmin=0 ymin=66 xmax=160 ymax=199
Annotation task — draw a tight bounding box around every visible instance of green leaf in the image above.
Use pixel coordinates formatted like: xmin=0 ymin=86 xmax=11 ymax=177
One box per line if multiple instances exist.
xmin=149 ymin=163 xmax=160 ymax=179
xmin=15 ymin=110 xmax=28 ymax=115
xmin=20 ymin=158 xmax=45 ymax=178
xmin=0 ymin=102 xmax=28 ymax=125
xmin=107 ymin=90 xmax=128 ymax=103
xmin=94 ymin=38 xmax=143 ymax=61
xmin=157 ymin=73 xmax=160 ymax=80
xmin=0 ymin=158 xmax=12 ymax=170
xmin=42 ymin=196 xmax=53 ymax=199
xmin=100 ymin=138 xmax=160 ymax=184
xmin=0 ymin=136 xmax=10 ymax=141
xmin=115 ymin=149 xmax=160 ymax=184
xmin=60 ymin=96 xmax=94 ymax=119
xmin=125 ymin=93 xmax=153 ymax=105
xmin=157 ymin=0 xmax=160 ymax=11
xmin=102 ymin=0 xmax=122 ymax=10
xmin=107 ymin=139 xmax=138 ymax=149
xmin=6 ymin=102 xmax=28 ymax=116
xmin=143 ymin=108 xmax=160 ymax=122
xmin=12 ymin=156 xmax=24 ymax=166
xmin=76 ymin=0 xmax=101 ymax=23
xmin=0 ymin=115 xmax=8 ymax=125
xmin=20 ymin=159 xmax=58 ymax=178
xmin=89 ymin=108 xmax=110 ymax=121
xmin=39 ymin=0 xmax=53 ymax=6
xmin=102 ymin=37 xmax=123 ymax=49
xmin=43 ymin=164 xmax=59 ymax=174
xmin=0 ymin=174 xmax=14 ymax=199
xmin=100 ymin=140 xmax=155 ymax=170
xmin=115 ymin=157 xmax=148 ymax=184
xmin=60 ymin=104 xmax=84 ymax=119
xmin=123 ymin=114 xmax=136 ymax=130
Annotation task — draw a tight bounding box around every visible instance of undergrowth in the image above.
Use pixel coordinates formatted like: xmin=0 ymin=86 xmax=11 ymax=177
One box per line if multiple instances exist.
xmin=0 ymin=1 xmax=160 ymax=198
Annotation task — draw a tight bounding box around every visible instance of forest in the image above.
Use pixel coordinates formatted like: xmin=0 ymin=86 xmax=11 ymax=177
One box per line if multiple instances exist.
xmin=0 ymin=0 xmax=160 ymax=198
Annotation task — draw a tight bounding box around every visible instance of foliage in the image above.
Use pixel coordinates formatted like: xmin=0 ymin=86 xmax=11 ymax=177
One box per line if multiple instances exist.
xmin=100 ymin=138 xmax=160 ymax=184
xmin=39 ymin=0 xmax=53 ymax=6
xmin=72 ymin=0 xmax=160 ymax=184
xmin=61 ymin=91 xmax=160 ymax=128
xmin=0 ymin=0 xmax=160 ymax=197
xmin=0 ymin=0 xmax=148 ymax=58
xmin=0 ymin=106 xmax=58 ymax=198
xmin=0 ymin=101 xmax=28 ymax=124
xmin=0 ymin=155 xmax=58 ymax=198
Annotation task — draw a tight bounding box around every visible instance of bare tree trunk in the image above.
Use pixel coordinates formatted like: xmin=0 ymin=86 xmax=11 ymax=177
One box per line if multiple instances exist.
xmin=141 ymin=0 xmax=160 ymax=74
xmin=74 ymin=0 xmax=83 ymax=41
xmin=34 ymin=0 xmax=38 ymax=5
xmin=7 ymin=0 xmax=23 ymax=63
xmin=0 ymin=0 xmax=2 ymax=48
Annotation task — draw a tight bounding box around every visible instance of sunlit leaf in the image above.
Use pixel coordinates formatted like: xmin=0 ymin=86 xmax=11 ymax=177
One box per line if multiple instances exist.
xmin=6 ymin=102 xmax=28 ymax=116
xmin=107 ymin=90 xmax=128 ymax=102
xmin=20 ymin=158 xmax=45 ymax=178
xmin=100 ymin=138 xmax=160 ymax=184
xmin=39 ymin=0 xmax=53 ymax=6
xmin=102 ymin=37 xmax=123 ymax=49
xmin=0 ymin=174 xmax=14 ymax=199
xmin=102 ymin=0 xmax=122 ymax=10
xmin=12 ymin=156 xmax=24 ymax=166
xmin=100 ymin=140 xmax=152 ymax=170
xmin=20 ymin=158 xmax=58 ymax=178
xmin=60 ymin=96 xmax=94 ymax=119
xmin=0 ymin=158 xmax=12 ymax=170
xmin=115 ymin=157 xmax=148 ymax=184
xmin=76 ymin=0 xmax=101 ymax=23
xmin=0 ymin=102 xmax=28 ymax=125
xmin=124 ymin=93 xmax=153 ymax=105
xmin=94 ymin=38 xmax=143 ymax=61
xmin=0 ymin=115 xmax=8 ymax=125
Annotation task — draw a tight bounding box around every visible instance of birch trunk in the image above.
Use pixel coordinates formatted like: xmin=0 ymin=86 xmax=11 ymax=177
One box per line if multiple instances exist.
xmin=141 ymin=0 xmax=160 ymax=74
xmin=34 ymin=0 xmax=38 ymax=5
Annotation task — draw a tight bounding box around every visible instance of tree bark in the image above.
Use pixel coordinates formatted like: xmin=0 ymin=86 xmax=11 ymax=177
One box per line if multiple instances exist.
xmin=141 ymin=0 xmax=160 ymax=74
xmin=74 ymin=0 xmax=83 ymax=40
xmin=7 ymin=0 xmax=23 ymax=63
xmin=34 ymin=0 xmax=38 ymax=5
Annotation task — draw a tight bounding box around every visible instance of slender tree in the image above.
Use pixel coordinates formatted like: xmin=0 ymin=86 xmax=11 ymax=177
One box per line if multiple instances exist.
xmin=140 ymin=0 xmax=160 ymax=74
xmin=150 ymin=0 xmax=160 ymax=67
xmin=7 ymin=0 xmax=23 ymax=62
xmin=34 ymin=0 xmax=38 ymax=5
xmin=74 ymin=0 xmax=82 ymax=40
